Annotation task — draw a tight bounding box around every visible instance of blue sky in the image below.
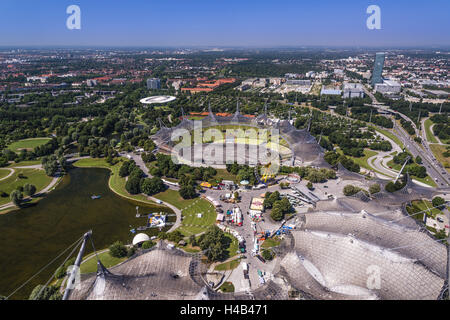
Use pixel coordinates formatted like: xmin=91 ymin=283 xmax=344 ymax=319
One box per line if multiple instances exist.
xmin=0 ymin=0 xmax=448 ymax=47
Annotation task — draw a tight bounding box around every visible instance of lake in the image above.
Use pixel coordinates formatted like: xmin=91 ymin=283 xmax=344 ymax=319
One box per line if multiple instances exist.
xmin=0 ymin=167 xmax=174 ymax=300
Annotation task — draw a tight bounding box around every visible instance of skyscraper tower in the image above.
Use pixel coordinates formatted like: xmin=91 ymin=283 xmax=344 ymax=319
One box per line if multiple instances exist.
xmin=371 ymin=52 xmax=385 ymax=86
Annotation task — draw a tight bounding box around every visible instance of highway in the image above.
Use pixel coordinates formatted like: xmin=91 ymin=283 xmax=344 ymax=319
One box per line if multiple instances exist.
xmin=392 ymin=120 xmax=450 ymax=188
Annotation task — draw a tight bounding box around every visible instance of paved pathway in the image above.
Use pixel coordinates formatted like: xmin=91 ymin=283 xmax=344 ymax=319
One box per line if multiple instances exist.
xmin=148 ymin=196 xmax=182 ymax=233
xmin=0 ymin=168 xmax=14 ymax=181
xmin=0 ymin=174 xmax=60 ymax=212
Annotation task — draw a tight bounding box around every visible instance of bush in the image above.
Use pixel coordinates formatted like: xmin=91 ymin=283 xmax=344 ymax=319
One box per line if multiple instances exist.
xmin=369 ymin=183 xmax=381 ymax=194
xmin=54 ymin=266 xmax=66 ymax=279
xmin=343 ymin=185 xmax=359 ymax=196
xmin=127 ymin=246 xmax=136 ymax=258
xmin=261 ymin=249 xmax=274 ymax=261
xmin=29 ymin=285 xmax=61 ymax=300
xmin=141 ymin=241 xmax=155 ymax=250
xmin=167 ymin=230 xmax=184 ymax=243
xmin=306 ymin=181 xmax=313 ymax=190
xmin=109 ymin=241 xmax=127 ymax=258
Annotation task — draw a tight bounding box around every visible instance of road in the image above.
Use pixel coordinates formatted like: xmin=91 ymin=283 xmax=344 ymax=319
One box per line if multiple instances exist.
xmin=203 ymin=184 xmax=286 ymax=291
xmin=393 ymin=120 xmax=450 ymax=188
xmin=361 ymin=85 xmax=449 ymax=187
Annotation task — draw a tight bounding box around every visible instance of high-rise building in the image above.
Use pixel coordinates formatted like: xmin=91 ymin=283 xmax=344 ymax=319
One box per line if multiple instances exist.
xmin=371 ymin=52 xmax=385 ymax=86
xmin=146 ymin=78 xmax=161 ymax=90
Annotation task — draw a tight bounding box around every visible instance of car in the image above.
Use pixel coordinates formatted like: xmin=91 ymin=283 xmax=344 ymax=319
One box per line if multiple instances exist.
xmin=437 ymin=217 xmax=444 ymax=223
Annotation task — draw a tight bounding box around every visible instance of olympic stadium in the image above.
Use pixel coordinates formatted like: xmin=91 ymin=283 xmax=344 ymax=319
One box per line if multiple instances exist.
xmin=152 ymin=103 xmax=326 ymax=168
xmin=68 ymin=105 xmax=449 ymax=301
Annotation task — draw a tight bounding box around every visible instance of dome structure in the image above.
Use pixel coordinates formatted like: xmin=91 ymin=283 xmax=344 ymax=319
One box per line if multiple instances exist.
xmin=132 ymin=233 xmax=150 ymax=246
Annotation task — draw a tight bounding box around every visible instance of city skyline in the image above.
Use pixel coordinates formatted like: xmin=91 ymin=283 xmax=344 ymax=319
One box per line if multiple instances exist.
xmin=0 ymin=0 xmax=449 ymax=47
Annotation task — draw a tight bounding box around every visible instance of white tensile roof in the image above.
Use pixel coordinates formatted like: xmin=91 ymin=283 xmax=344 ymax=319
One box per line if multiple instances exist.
xmin=132 ymin=233 xmax=150 ymax=245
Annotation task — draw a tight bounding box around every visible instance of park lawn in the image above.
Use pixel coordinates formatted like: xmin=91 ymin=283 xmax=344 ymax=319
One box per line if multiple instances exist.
xmin=7 ymin=160 xmax=42 ymax=168
xmin=349 ymin=149 xmax=378 ymax=171
xmin=215 ymin=258 xmax=241 ymax=271
xmin=182 ymin=245 xmax=201 ymax=253
xmin=73 ymin=158 xmax=161 ymax=205
xmin=0 ymin=168 xmax=53 ymax=206
xmin=386 ymin=160 xmax=437 ymax=187
xmin=0 ymin=169 xmax=11 ymax=180
xmin=80 ymin=250 xmax=127 ymax=274
xmin=424 ymin=119 xmax=439 ymax=144
xmin=429 ymin=144 xmax=450 ymax=173
xmin=261 ymin=237 xmax=281 ymax=248
xmin=153 ymin=189 xmax=217 ymax=236
xmin=371 ymin=126 xmax=405 ymax=150
xmin=213 ymin=169 xmax=237 ymax=182
xmin=219 ymin=281 xmax=235 ymax=293
xmin=408 ymin=200 xmax=442 ymax=220
xmin=7 ymin=138 xmax=51 ymax=152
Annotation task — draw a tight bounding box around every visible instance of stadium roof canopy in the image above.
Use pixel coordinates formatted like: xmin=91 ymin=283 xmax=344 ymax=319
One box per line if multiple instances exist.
xmin=132 ymin=233 xmax=150 ymax=246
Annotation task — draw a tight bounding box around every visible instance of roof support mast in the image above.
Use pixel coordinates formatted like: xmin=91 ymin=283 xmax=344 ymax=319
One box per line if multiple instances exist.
xmin=62 ymin=230 xmax=92 ymax=300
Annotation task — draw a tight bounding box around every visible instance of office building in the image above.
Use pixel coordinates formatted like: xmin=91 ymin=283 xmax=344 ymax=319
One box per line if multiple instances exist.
xmin=147 ymin=78 xmax=161 ymax=90
xmin=343 ymin=83 xmax=365 ymax=98
xmin=374 ymin=80 xmax=401 ymax=94
xmin=371 ymin=52 xmax=385 ymax=86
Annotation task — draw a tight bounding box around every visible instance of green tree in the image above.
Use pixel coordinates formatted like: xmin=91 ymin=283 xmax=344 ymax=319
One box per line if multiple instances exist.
xmin=270 ymin=205 xmax=284 ymax=221
xmin=261 ymin=249 xmax=274 ymax=261
xmin=10 ymin=190 xmax=23 ymax=207
xmin=432 ymin=197 xmax=446 ymax=209
xmin=125 ymin=176 xmax=141 ymax=194
xmin=29 ymin=285 xmax=61 ymax=300
xmin=109 ymin=241 xmax=127 ymax=258
xmin=179 ymin=185 xmax=196 ymax=199
xmin=23 ymin=183 xmax=37 ymax=196
xmin=140 ymin=177 xmax=165 ymax=195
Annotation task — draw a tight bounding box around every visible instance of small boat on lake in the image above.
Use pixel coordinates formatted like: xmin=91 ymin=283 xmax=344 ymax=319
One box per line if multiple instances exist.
xmin=91 ymin=195 xmax=101 ymax=199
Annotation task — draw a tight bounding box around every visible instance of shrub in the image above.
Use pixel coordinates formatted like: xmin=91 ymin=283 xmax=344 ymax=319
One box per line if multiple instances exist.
xmin=141 ymin=241 xmax=155 ymax=250
xmin=127 ymin=246 xmax=136 ymax=258
xmin=343 ymin=185 xmax=359 ymax=196
xmin=261 ymin=249 xmax=274 ymax=261
xmin=369 ymin=183 xmax=381 ymax=194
